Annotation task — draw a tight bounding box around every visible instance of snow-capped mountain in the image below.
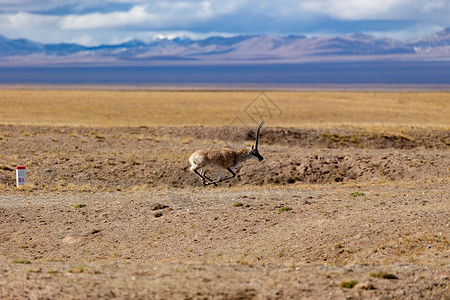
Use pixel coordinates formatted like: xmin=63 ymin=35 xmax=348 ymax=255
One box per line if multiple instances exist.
xmin=1 ymin=28 xmax=449 ymax=66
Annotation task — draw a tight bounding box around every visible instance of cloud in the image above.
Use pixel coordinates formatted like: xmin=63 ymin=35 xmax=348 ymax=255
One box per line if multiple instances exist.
xmin=0 ymin=0 xmax=448 ymax=45
xmin=0 ymin=0 xmax=90 ymax=12
xmin=58 ymin=2 xmax=215 ymax=30
xmin=59 ymin=6 xmax=149 ymax=29
xmin=0 ymin=11 xmax=57 ymax=28
xmin=299 ymin=0 xmax=449 ymax=20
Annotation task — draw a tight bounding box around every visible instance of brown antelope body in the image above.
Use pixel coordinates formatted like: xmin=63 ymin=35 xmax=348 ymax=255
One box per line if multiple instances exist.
xmin=189 ymin=121 xmax=264 ymax=186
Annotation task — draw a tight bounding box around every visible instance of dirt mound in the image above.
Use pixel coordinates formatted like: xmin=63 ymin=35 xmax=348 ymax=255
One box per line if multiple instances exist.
xmin=160 ymin=126 xmax=450 ymax=149
xmin=172 ymin=150 xmax=448 ymax=187
xmin=0 ymin=125 xmax=448 ymax=190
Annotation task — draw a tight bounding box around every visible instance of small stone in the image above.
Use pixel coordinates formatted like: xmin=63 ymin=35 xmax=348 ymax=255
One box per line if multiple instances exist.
xmin=356 ymin=282 xmax=376 ymax=290
xmin=152 ymin=203 xmax=168 ymax=211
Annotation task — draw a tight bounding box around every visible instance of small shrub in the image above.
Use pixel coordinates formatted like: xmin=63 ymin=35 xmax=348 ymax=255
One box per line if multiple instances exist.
xmin=13 ymin=260 xmax=31 ymax=264
xmin=350 ymin=192 xmax=365 ymax=197
xmin=370 ymin=271 xmax=398 ymax=279
xmin=73 ymin=203 xmax=87 ymax=208
xmin=233 ymin=202 xmax=244 ymax=207
xmin=334 ymin=243 xmax=343 ymax=249
xmin=340 ymin=280 xmax=358 ymax=289
xmin=68 ymin=266 xmax=99 ymax=274
xmin=279 ymin=206 xmax=293 ymax=212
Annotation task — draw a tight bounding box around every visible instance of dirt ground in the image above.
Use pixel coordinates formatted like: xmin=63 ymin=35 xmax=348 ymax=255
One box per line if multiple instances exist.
xmin=0 ymin=124 xmax=449 ymax=299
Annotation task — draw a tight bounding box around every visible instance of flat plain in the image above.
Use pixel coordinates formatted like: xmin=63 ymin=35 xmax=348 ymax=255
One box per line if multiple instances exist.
xmin=0 ymin=89 xmax=449 ymax=299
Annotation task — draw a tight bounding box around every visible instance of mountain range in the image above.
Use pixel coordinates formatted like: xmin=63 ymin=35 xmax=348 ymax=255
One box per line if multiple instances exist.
xmin=1 ymin=28 xmax=449 ymax=66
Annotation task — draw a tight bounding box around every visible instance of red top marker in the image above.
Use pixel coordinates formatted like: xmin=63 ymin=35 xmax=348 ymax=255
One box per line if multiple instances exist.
xmin=16 ymin=166 xmax=26 ymax=169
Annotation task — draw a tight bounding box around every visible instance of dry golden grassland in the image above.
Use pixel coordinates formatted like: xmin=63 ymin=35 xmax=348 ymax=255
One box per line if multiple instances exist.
xmin=0 ymin=90 xmax=448 ymax=128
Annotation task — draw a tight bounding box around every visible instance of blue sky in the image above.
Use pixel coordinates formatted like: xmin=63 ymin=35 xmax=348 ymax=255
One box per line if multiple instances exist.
xmin=0 ymin=0 xmax=449 ymax=46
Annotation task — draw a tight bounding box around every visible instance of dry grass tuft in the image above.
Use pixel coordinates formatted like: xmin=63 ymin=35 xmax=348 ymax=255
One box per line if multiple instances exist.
xmin=340 ymin=280 xmax=358 ymax=289
xmin=370 ymin=271 xmax=398 ymax=279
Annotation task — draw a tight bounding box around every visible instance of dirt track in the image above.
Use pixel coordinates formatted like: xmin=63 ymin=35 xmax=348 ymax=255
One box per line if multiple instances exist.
xmin=0 ymin=124 xmax=449 ymax=299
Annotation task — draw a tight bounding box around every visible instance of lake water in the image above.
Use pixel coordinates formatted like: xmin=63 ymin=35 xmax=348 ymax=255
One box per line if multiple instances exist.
xmin=1 ymin=61 xmax=450 ymax=85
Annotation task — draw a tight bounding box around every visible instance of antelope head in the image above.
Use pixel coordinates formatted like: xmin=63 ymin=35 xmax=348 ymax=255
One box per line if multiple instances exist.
xmin=250 ymin=121 xmax=264 ymax=161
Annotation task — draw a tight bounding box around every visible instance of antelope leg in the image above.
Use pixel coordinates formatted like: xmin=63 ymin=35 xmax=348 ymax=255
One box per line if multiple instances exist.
xmin=194 ymin=169 xmax=207 ymax=185
xmin=211 ymin=168 xmax=236 ymax=184
xmin=216 ymin=171 xmax=225 ymax=182
xmin=201 ymin=170 xmax=216 ymax=183
xmin=200 ymin=170 xmax=218 ymax=187
xmin=219 ymin=168 xmax=236 ymax=182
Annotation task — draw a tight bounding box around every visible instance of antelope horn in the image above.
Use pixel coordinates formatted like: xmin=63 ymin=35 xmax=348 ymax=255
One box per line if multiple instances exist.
xmin=255 ymin=121 xmax=264 ymax=149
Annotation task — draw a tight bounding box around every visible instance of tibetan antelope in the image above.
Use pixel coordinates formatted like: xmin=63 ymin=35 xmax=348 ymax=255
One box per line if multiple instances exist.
xmin=189 ymin=121 xmax=264 ymax=186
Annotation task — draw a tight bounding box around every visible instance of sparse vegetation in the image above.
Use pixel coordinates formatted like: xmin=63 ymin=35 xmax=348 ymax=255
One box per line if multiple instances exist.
xmin=370 ymin=271 xmax=398 ymax=279
xmin=68 ymin=265 xmax=99 ymax=274
xmin=233 ymin=202 xmax=244 ymax=207
xmin=350 ymin=192 xmax=365 ymax=197
xmin=340 ymin=280 xmax=358 ymax=289
xmin=68 ymin=266 xmax=86 ymax=273
xmin=73 ymin=203 xmax=87 ymax=208
xmin=278 ymin=206 xmax=293 ymax=212
xmin=334 ymin=243 xmax=343 ymax=249
xmin=13 ymin=260 xmax=31 ymax=264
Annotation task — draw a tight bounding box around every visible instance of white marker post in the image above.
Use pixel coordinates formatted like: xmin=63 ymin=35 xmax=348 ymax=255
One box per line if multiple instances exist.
xmin=16 ymin=166 xmax=26 ymax=187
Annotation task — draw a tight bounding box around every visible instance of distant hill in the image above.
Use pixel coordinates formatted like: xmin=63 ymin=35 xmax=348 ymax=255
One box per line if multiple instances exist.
xmin=0 ymin=28 xmax=449 ymax=66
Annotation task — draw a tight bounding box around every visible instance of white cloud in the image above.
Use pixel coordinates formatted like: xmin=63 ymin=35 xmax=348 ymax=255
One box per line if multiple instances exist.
xmin=0 ymin=11 xmax=62 ymax=43
xmin=361 ymin=23 xmax=446 ymax=40
xmin=58 ymin=2 xmax=215 ymax=30
xmin=68 ymin=35 xmax=97 ymax=45
xmin=1 ymin=11 xmax=58 ymax=29
xmin=298 ymin=0 xmax=450 ymax=20
xmin=59 ymin=6 xmax=149 ymax=29
xmin=421 ymin=0 xmax=446 ymax=13
xmin=300 ymin=0 xmax=399 ymax=20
